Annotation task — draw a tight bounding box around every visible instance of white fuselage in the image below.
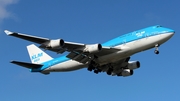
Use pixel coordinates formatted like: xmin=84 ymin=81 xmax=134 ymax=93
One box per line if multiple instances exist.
xmin=44 ymin=32 xmax=174 ymax=72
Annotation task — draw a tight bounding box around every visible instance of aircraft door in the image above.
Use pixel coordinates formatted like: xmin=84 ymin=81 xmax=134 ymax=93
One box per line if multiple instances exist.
xmin=159 ymin=33 xmax=161 ymax=39
xmin=145 ymin=33 xmax=149 ymax=39
xmin=123 ymin=39 xmax=126 ymax=45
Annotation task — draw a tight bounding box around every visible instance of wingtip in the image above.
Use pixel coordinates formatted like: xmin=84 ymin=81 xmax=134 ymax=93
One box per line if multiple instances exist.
xmin=4 ymin=30 xmax=13 ymax=35
xmin=10 ymin=60 xmax=15 ymax=63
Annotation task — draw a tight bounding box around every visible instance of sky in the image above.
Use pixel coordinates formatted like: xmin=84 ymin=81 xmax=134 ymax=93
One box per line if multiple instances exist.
xmin=1 ymin=0 xmax=180 ymax=101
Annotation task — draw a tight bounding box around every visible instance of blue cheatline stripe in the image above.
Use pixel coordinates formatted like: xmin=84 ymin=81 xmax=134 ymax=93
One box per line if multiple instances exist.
xmin=31 ymin=25 xmax=174 ymax=72
xmin=31 ymin=56 xmax=69 ymax=72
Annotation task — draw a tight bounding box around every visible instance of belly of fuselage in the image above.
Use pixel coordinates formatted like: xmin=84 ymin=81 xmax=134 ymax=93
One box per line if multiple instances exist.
xmin=45 ymin=60 xmax=87 ymax=72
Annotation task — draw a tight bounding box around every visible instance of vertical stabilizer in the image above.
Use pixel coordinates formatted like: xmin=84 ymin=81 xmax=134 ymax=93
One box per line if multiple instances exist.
xmin=27 ymin=44 xmax=53 ymax=64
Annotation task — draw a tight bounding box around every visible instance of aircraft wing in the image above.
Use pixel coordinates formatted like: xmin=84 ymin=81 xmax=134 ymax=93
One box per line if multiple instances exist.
xmin=4 ymin=30 xmax=50 ymax=44
xmin=4 ymin=30 xmax=86 ymax=52
xmin=5 ymin=30 xmax=121 ymax=63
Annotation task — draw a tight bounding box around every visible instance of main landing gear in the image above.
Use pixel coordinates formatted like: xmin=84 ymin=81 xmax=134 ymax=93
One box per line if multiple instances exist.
xmin=94 ymin=69 xmax=102 ymax=74
xmin=87 ymin=61 xmax=102 ymax=74
xmin=106 ymin=64 xmax=113 ymax=75
xmin=154 ymin=44 xmax=159 ymax=54
xmin=87 ymin=66 xmax=102 ymax=74
xmin=87 ymin=64 xmax=95 ymax=71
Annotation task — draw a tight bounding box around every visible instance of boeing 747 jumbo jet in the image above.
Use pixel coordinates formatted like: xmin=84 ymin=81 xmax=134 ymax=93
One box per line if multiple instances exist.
xmin=5 ymin=25 xmax=174 ymax=77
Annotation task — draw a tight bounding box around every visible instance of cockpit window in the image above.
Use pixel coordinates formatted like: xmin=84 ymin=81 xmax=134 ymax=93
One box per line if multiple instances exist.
xmin=156 ymin=25 xmax=162 ymax=28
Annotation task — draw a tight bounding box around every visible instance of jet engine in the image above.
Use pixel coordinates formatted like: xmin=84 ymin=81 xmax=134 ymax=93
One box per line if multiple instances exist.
xmin=127 ymin=61 xmax=140 ymax=70
xmin=84 ymin=44 xmax=102 ymax=53
xmin=121 ymin=69 xmax=133 ymax=77
xmin=47 ymin=39 xmax=64 ymax=48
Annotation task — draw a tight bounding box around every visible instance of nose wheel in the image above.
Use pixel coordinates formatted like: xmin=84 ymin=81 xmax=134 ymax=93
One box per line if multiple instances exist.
xmin=154 ymin=44 xmax=159 ymax=54
xmin=154 ymin=50 xmax=159 ymax=54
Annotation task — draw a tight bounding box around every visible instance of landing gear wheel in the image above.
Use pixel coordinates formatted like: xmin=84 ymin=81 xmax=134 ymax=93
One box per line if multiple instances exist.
xmin=107 ymin=71 xmax=111 ymax=75
xmin=154 ymin=44 xmax=160 ymax=54
xmin=106 ymin=68 xmax=113 ymax=75
xmin=94 ymin=70 xmax=99 ymax=74
xmin=87 ymin=67 xmax=92 ymax=71
xmin=154 ymin=50 xmax=159 ymax=54
xmin=87 ymin=64 xmax=95 ymax=71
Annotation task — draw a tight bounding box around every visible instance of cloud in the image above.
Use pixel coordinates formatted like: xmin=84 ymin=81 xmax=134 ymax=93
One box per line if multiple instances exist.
xmin=0 ymin=0 xmax=18 ymax=23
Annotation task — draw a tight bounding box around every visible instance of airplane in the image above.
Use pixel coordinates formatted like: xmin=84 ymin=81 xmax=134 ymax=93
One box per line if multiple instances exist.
xmin=5 ymin=25 xmax=175 ymax=77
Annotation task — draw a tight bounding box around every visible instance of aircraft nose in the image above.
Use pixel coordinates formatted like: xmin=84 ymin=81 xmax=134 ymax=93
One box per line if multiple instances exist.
xmin=170 ymin=30 xmax=175 ymax=33
xmin=166 ymin=28 xmax=175 ymax=36
xmin=170 ymin=30 xmax=175 ymax=36
xmin=167 ymin=29 xmax=175 ymax=38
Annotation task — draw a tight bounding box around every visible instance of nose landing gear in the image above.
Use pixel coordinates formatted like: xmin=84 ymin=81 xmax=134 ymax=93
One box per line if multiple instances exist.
xmin=154 ymin=44 xmax=159 ymax=54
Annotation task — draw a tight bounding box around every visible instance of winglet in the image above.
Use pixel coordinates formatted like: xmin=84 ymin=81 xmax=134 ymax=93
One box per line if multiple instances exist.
xmin=4 ymin=30 xmax=14 ymax=35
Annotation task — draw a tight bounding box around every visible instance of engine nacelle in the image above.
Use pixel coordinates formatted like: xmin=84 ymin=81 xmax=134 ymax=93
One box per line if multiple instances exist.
xmin=47 ymin=39 xmax=64 ymax=48
xmin=84 ymin=44 xmax=102 ymax=53
xmin=127 ymin=61 xmax=140 ymax=70
xmin=121 ymin=69 xmax=133 ymax=77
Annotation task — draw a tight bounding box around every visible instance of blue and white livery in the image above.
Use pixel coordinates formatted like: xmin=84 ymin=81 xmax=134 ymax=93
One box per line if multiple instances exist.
xmin=5 ymin=25 xmax=175 ymax=77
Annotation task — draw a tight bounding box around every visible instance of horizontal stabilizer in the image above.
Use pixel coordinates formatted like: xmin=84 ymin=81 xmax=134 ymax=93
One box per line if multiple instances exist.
xmin=11 ymin=61 xmax=43 ymax=69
